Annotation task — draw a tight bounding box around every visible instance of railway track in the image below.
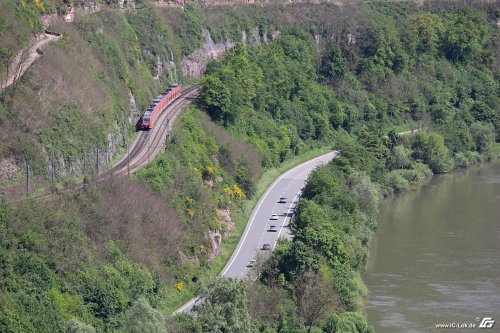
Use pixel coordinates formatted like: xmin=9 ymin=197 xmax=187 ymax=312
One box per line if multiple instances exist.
xmin=101 ymin=84 xmax=201 ymax=178
xmin=33 ymin=84 xmax=201 ymax=201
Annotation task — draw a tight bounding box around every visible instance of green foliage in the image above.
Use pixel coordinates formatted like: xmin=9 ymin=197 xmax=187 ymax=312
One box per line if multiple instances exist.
xmin=408 ymin=13 xmax=444 ymax=57
xmin=386 ymin=170 xmax=410 ymax=193
xmin=357 ymin=14 xmax=408 ymax=83
xmin=388 ymin=145 xmax=412 ymax=169
xmin=16 ymin=0 xmax=44 ymax=33
xmin=331 ymin=264 xmax=367 ymax=312
xmin=349 ymin=171 xmax=381 ymax=215
xmin=122 ymin=298 xmax=167 ymax=333
xmin=65 ymin=319 xmax=96 ymax=333
xmin=320 ymin=42 xmax=347 ymax=80
xmin=0 ymin=192 xmax=172 ymax=333
xmin=194 ymin=277 xmax=252 ymax=333
xmin=470 ymin=122 xmax=496 ymax=153
xmin=322 ymin=312 xmax=373 ymax=333
xmin=1 ymin=3 xmax=499 ymax=333
xmin=200 ymin=34 xmax=336 ymax=167
xmin=442 ymin=12 xmax=488 ymax=63
xmin=200 ymin=76 xmax=232 ymax=123
xmin=178 ymin=4 xmax=204 ymax=55
xmin=41 ymin=104 xmax=106 ymax=163
xmin=438 ymin=120 xmax=474 ymax=154
xmin=411 ymin=132 xmax=453 ymax=173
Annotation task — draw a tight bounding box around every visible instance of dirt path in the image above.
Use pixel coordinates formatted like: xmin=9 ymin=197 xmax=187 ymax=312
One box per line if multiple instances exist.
xmin=1 ymin=32 xmax=61 ymax=92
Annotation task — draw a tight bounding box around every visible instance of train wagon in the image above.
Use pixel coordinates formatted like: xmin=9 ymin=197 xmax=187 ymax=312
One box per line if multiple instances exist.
xmin=138 ymin=83 xmax=181 ymax=130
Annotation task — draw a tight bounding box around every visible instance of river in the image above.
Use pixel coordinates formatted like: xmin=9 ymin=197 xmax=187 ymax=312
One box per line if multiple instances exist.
xmin=364 ymin=159 xmax=500 ymax=332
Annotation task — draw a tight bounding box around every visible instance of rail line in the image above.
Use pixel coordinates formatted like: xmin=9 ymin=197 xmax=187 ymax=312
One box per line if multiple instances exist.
xmin=101 ymin=84 xmax=201 ymax=178
xmin=33 ymin=84 xmax=201 ymax=201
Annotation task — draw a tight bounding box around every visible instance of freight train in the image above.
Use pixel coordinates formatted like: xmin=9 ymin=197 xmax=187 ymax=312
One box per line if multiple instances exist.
xmin=137 ymin=83 xmax=181 ymax=130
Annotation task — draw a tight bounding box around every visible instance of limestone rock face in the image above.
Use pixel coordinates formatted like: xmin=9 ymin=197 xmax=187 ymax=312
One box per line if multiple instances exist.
xmin=182 ymin=29 xmax=234 ymax=79
xmin=182 ymin=27 xmax=279 ymax=78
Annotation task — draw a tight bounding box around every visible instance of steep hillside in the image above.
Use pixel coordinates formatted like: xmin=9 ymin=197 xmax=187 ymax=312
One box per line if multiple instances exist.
xmin=0 ymin=1 xmax=499 ymax=332
xmin=0 ymin=2 xmax=203 ymax=192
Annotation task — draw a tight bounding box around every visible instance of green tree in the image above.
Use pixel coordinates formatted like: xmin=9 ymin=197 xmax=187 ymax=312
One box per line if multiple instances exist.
xmin=388 ymin=145 xmax=412 ymax=169
xmin=470 ymin=100 xmax=498 ymax=125
xmin=349 ymin=171 xmax=380 ymax=215
xmin=411 ymin=132 xmax=453 ymax=173
xmin=292 ymin=271 xmax=341 ymax=333
xmin=442 ymin=12 xmax=488 ymax=63
xmin=194 ymin=277 xmax=252 ymax=333
xmin=386 ymin=170 xmax=410 ymax=193
xmin=408 ymin=13 xmax=444 ymax=56
xmin=439 ymin=120 xmax=474 ymax=154
xmin=200 ymin=76 xmax=231 ymax=124
xmin=470 ymin=122 xmax=495 ymax=152
xmin=321 ymin=42 xmax=347 ymax=80
xmin=322 ymin=312 xmax=373 ymax=333
xmin=123 ymin=298 xmax=167 ymax=333
xmin=331 ymin=264 xmax=367 ymax=311
xmin=65 ymin=319 xmax=96 ymax=333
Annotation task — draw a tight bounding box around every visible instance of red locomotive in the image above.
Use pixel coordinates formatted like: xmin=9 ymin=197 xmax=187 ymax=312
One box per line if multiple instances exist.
xmin=138 ymin=83 xmax=181 ymax=130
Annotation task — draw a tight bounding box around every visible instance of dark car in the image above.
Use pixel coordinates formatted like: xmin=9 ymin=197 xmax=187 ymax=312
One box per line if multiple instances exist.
xmin=262 ymin=243 xmax=271 ymax=250
xmin=278 ymin=197 xmax=287 ymax=203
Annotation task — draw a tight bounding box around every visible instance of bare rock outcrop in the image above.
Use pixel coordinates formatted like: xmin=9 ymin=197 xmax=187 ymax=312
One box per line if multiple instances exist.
xmin=182 ymin=27 xmax=279 ymax=78
xmin=182 ymin=29 xmax=235 ymax=78
xmin=0 ymin=157 xmax=19 ymax=182
xmin=208 ymin=208 xmax=235 ymax=261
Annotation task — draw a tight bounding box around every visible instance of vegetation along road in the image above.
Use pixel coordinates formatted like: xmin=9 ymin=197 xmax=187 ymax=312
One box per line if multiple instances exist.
xmin=175 ymin=150 xmax=339 ymax=313
xmin=175 ymin=127 xmax=421 ymax=314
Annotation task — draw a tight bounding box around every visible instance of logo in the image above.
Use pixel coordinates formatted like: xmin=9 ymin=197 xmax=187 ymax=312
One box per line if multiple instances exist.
xmin=478 ymin=317 xmax=495 ymax=329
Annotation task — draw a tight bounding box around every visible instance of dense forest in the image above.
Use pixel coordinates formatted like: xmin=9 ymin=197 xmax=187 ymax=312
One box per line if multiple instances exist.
xmin=1 ymin=0 xmax=499 ymax=332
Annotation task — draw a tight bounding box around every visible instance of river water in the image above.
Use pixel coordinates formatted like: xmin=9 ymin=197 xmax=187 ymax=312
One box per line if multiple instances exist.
xmin=364 ymin=159 xmax=500 ymax=332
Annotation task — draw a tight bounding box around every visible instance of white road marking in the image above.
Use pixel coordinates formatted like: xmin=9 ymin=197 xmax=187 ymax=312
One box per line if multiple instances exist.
xmin=220 ymin=154 xmax=335 ymax=276
xmin=176 ymin=151 xmax=338 ymax=313
xmin=274 ymin=191 xmax=300 ymax=250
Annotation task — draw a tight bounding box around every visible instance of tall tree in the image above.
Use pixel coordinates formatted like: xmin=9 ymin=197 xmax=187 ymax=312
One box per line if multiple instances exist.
xmin=65 ymin=319 xmax=96 ymax=333
xmin=292 ymin=271 xmax=341 ymax=333
xmin=194 ymin=277 xmax=252 ymax=333
xmin=123 ymin=298 xmax=167 ymax=333
xmin=411 ymin=132 xmax=453 ymax=173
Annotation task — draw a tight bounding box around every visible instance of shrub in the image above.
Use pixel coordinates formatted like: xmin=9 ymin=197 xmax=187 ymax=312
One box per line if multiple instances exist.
xmin=470 ymin=122 xmax=495 ymax=153
xmin=386 ymin=170 xmax=409 ymax=193
xmin=454 ymin=152 xmax=469 ymax=168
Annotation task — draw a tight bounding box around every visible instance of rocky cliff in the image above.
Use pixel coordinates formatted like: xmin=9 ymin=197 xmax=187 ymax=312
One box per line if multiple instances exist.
xmin=181 ymin=27 xmax=279 ymax=78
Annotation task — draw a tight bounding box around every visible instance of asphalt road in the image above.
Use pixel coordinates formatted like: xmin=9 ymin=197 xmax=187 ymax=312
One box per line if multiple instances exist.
xmin=174 ymin=150 xmax=339 ymax=313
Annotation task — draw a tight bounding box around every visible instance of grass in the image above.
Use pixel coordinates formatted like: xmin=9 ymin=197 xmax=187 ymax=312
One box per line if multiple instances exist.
xmin=164 ymin=145 xmax=334 ymax=314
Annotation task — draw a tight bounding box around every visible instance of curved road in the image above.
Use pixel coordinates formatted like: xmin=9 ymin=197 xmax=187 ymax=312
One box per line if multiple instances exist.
xmin=175 ymin=150 xmax=339 ymax=313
